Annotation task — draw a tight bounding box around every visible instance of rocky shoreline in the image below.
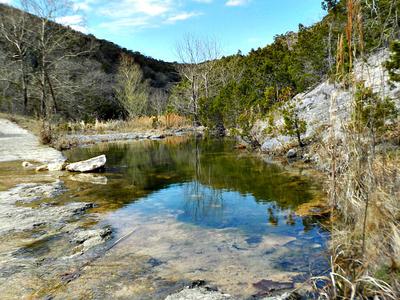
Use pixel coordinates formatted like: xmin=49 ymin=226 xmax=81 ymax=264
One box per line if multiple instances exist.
xmin=59 ymin=127 xmax=205 ymax=149
xmin=0 ymin=119 xmax=314 ymax=299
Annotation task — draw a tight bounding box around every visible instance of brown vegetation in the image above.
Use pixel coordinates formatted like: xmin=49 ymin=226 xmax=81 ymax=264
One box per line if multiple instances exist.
xmin=313 ymin=1 xmax=400 ymax=297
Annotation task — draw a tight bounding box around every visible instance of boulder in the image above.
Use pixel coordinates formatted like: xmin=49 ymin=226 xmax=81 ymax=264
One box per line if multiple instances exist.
xmin=35 ymin=164 xmax=49 ymax=172
xmin=286 ymin=148 xmax=297 ymax=158
xmin=22 ymin=161 xmax=34 ymax=168
xmin=66 ymin=155 xmax=106 ymax=173
xmin=48 ymin=160 xmax=67 ymax=171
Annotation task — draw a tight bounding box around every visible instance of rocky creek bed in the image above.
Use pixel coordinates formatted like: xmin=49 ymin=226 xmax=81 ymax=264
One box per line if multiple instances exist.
xmin=0 ymin=120 xmax=328 ymax=299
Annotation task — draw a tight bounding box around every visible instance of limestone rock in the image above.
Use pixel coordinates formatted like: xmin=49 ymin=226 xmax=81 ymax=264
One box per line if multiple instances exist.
xmin=255 ymin=50 xmax=400 ymax=154
xmin=66 ymin=155 xmax=106 ymax=173
xmin=48 ymin=160 xmax=67 ymax=171
xmin=22 ymin=161 xmax=34 ymax=168
xmin=286 ymin=149 xmax=297 ymax=158
xmin=69 ymin=173 xmax=108 ymax=185
xmin=261 ymin=137 xmax=292 ymax=152
xmin=165 ymin=287 xmax=232 ymax=300
xmin=35 ymin=164 xmax=49 ymax=172
xmin=71 ymin=226 xmax=112 ymax=254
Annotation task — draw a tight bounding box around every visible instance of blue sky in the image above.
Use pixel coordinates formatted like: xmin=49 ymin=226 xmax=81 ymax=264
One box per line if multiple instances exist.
xmin=3 ymin=0 xmax=326 ymax=62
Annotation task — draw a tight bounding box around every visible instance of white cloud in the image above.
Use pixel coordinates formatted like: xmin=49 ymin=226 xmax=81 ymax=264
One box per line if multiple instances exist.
xmin=166 ymin=11 xmax=202 ymax=23
xmin=98 ymin=16 xmax=152 ymax=31
xmin=95 ymin=0 xmax=205 ymax=33
xmin=56 ymin=15 xmax=84 ymax=25
xmin=0 ymin=0 xmax=12 ymax=4
xmin=56 ymin=15 xmax=88 ymax=33
xmin=72 ymin=0 xmax=97 ymax=12
xmin=99 ymin=0 xmax=173 ymax=18
xmin=225 ymin=0 xmax=250 ymax=6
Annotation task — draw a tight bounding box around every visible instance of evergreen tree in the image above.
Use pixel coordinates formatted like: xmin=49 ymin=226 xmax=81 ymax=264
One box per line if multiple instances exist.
xmin=386 ymin=41 xmax=400 ymax=82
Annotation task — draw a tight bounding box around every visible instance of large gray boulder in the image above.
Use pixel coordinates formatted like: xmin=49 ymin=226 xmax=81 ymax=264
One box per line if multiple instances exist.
xmin=66 ymin=155 xmax=106 ymax=173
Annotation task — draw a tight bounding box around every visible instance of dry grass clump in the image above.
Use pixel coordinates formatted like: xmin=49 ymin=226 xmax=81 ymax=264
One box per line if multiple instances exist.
xmin=39 ymin=121 xmax=54 ymax=145
xmin=314 ymin=103 xmax=400 ymax=298
xmin=312 ymin=1 xmax=400 ymax=295
xmin=121 ymin=114 xmax=191 ymax=130
xmin=56 ymin=114 xmax=191 ymax=134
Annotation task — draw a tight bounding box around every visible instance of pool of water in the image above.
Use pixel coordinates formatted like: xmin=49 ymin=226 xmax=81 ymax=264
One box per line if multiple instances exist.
xmin=61 ymin=136 xmax=329 ymax=298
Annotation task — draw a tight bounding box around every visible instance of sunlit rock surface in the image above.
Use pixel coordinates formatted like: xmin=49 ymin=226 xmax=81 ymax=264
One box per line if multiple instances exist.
xmin=257 ymin=50 xmax=400 ymax=152
xmin=165 ymin=287 xmax=232 ymax=300
xmin=0 ymin=119 xmax=65 ymax=163
xmin=66 ymin=154 xmax=107 ymax=172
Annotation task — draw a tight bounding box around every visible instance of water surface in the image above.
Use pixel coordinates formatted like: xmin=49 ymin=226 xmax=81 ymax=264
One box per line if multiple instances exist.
xmin=62 ymin=136 xmax=328 ymax=298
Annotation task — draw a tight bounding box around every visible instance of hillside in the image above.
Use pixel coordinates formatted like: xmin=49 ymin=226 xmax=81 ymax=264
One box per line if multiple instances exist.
xmin=0 ymin=3 xmax=179 ymax=120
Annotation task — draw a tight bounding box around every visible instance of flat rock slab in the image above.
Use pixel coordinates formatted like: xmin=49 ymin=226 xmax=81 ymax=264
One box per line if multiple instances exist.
xmin=165 ymin=287 xmax=232 ymax=300
xmin=0 ymin=119 xmax=64 ymax=163
xmin=66 ymin=155 xmax=106 ymax=173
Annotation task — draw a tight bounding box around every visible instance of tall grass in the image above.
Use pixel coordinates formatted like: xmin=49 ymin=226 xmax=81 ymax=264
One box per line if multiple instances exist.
xmin=56 ymin=114 xmax=191 ymax=134
xmin=312 ymin=1 xmax=400 ymax=298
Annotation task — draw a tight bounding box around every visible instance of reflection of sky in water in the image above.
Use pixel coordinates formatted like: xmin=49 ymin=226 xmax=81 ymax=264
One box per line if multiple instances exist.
xmin=112 ymin=181 xmax=328 ymax=247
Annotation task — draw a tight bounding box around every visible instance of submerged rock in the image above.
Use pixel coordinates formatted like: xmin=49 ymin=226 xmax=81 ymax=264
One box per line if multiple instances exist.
xmin=261 ymin=292 xmax=301 ymax=300
xmin=66 ymin=155 xmax=106 ymax=173
xmin=69 ymin=173 xmax=108 ymax=185
xmin=71 ymin=226 xmax=112 ymax=254
xmin=253 ymin=279 xmax=294 ymax=298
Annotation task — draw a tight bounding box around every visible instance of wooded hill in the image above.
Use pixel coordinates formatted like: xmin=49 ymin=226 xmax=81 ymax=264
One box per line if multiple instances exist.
xmin=0 ymin=3 xmax=179 ymax=120
xmin=168 ymin=0 xmax=399 ymax=134
xmin=0 ymin=0 xmax=399 ymax=125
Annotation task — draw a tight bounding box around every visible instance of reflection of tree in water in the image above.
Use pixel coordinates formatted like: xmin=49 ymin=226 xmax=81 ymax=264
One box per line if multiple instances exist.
xmin=181 ymin=135 xmax=225 ymax=222
xmin=65 ymin=137 xmax=321 ymax=212
xmin=286 ymin=212 xmax=296 ymax=226
xmin=182 ymin=182 xmax=224 ymax=222
xmin=267 ymin=207 xmax=279 ymax=226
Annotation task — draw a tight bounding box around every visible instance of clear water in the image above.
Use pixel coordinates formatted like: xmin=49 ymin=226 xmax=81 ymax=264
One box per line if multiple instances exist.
xmin=60 ymin=136 xmax=329 ymax=298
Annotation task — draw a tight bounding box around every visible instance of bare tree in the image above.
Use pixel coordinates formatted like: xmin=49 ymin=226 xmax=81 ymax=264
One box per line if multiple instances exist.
xmin=174 ymin=34 xmax=221 ymax=125
xmin=149 ymin=88 xmax=168 ymax=116
xmin=18 ymin=0 xmax=89 ymax=118
xmin=0 ymin=5 xmax=31 ymax=113
xmin=114 ymin=54 xmax=149 ymax=119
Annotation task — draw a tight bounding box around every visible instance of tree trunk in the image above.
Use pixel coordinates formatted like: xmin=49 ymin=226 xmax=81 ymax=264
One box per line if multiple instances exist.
xmin=40 ymin=19 xmax=47 ymax=118
xmin=40 ymin=74 xmax=47 ymax=118
xmin=294 ymin=119 xmax=304 ymax=147
xmin=46 ymin=72 xmax=58 ymax=114
xmin=191 ymin=75 xmax=200 ymax=127
xmin=22 ymin=73 xmax=28 ymax=114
